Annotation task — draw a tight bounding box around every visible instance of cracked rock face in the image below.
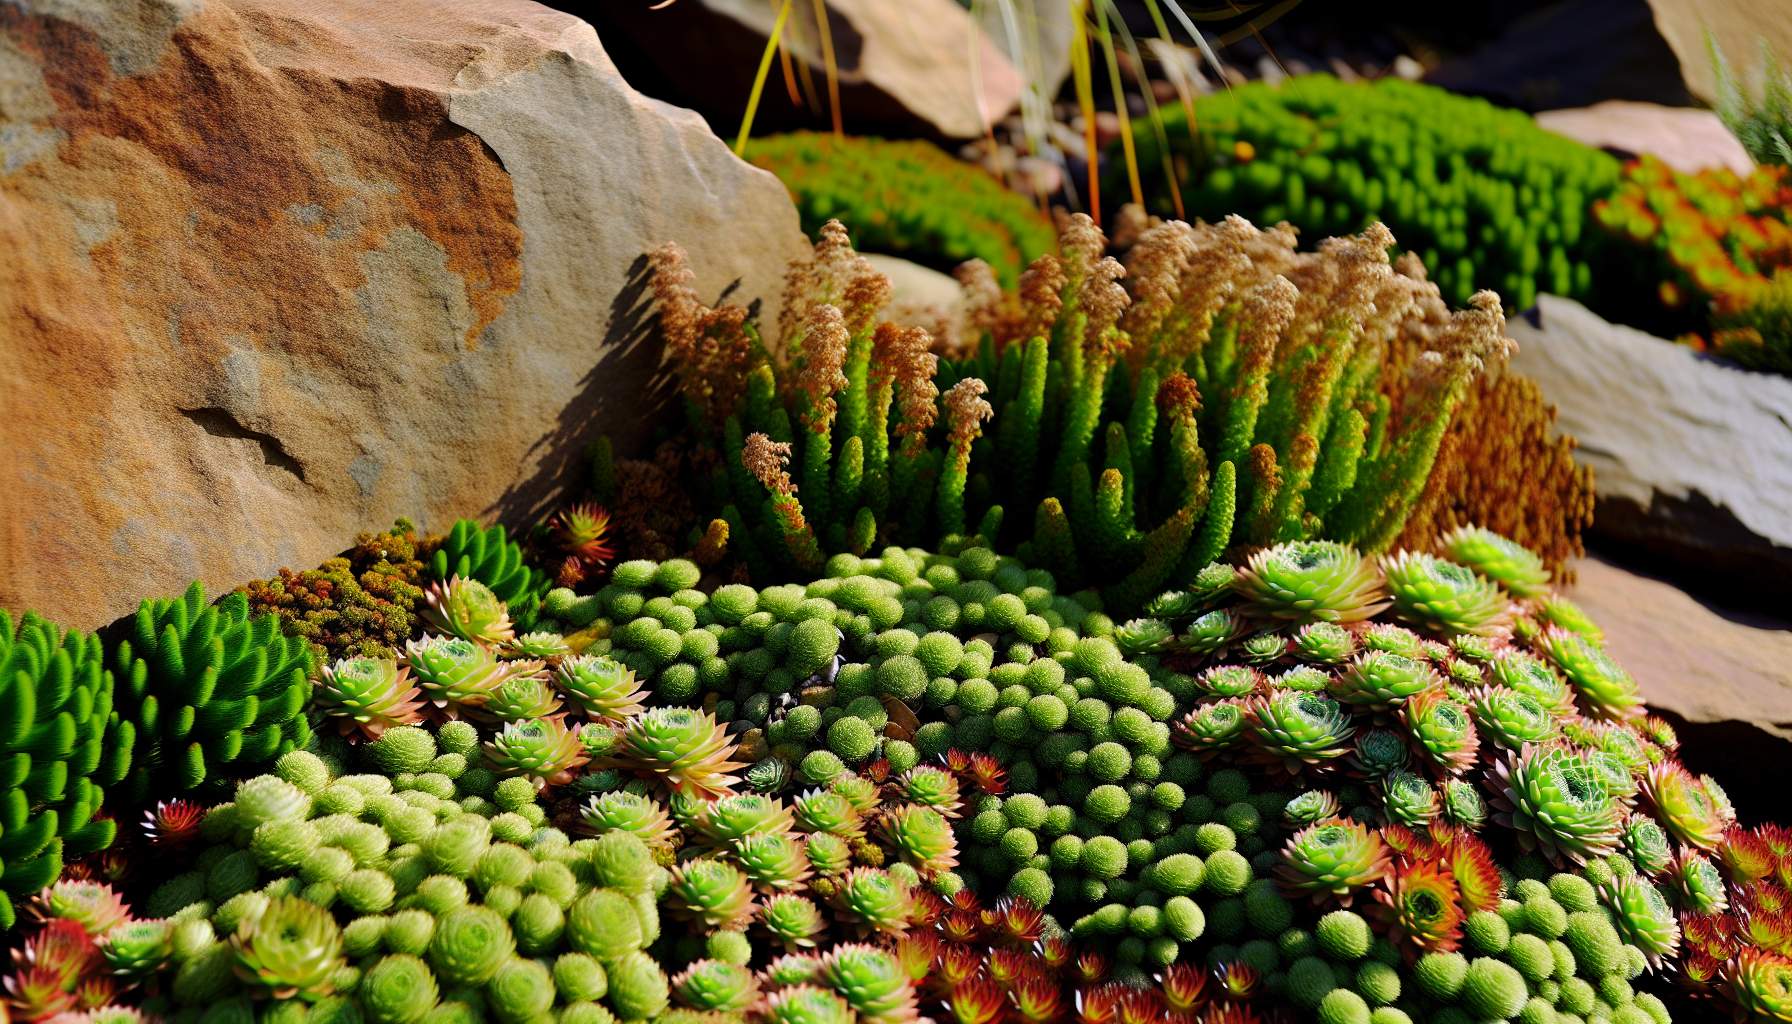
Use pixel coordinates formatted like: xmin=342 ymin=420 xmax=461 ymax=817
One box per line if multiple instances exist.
xmin=0 ymin=0 xmax=807 ymax=629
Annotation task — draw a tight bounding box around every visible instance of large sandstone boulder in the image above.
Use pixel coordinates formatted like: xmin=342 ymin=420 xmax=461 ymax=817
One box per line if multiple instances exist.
xmin=1509 ymin=295 xmax=1792 ymax=597
xmin=1568 ymin=555 xmax=1792 ymax=819
xmin=589 ymin=0 xmax=1022 ymax=141
xmin=0 ymin=0 xmax=807 ymax=630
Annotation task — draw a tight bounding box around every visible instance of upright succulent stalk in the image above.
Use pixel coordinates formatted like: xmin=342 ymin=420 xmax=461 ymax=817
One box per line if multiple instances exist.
xmin=0 ymin=612 xmax=132 ymax=930
xmin=112 ymin=582 xmax=312 ymax=804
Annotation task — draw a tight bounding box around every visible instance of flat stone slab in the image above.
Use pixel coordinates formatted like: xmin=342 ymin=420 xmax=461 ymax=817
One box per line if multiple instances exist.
xmin=1567 ymin=553 xmax=1792 ymax=819
xmin=1510 ymin=295 xmax=1792 ymax=597
xmin=1536 ymin=101 xmax=1753 ymax=175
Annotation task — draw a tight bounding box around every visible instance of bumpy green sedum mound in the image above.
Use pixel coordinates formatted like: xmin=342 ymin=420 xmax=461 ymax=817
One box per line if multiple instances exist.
xmin=130 ymin=746 xmax=671 ymax=1023
xmin=112 ymin=582 xmax=312 ymax=803
xmin=1129 ymin=75 xmax=1621 ymax=307
xmin=745 ymin=132 xmax=1057 ymax=287
xmin=0 ymin=611 xmax=133 ymax=929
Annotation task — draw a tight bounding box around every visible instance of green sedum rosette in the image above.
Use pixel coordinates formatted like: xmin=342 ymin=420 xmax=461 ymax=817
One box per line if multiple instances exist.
xmin=1440 ymin=525 xmax=1551 ymax=597
xmin=1491 ymin=745 xmax=1623 ymax=865
xmin=1277 ymin=820 xmax=1390 ymax=899
xmin=1232 ymin=541 xmax=1389 ymax=624
xmin=230 ymin=896 xmax=344 ymax=1000
xmin=1539 ymin=629 xmax=1642 ymax=721
xmin=1381 ymin=551 xmax=1510 ymax=636
xmin=1245 ymin=691 xmax=1355 ymax=771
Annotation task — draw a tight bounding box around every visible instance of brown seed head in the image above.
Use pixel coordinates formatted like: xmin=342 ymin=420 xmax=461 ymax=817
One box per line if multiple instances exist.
xmin=743 ymin=433 xmax=795 ymax=496
xmin=943 ymin=378 xmax=993 ymax=449
xmin=796 ymin=304 xmax=850 ymax=432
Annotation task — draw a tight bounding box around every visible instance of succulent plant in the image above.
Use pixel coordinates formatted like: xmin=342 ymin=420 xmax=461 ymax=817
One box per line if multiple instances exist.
xmin=242 ymin=520 xmax=430 ymax=662
xmin=1232 ymin=542 xmax=1389 ymax=624
xmin=1491 ymin=745 xmax=1624 ymax=864
xmin=1382 ymin=769 xmax=1442 ymax=827
xmin=1402 ymin=690 xmax=1478 ymax=773
xmin=477 ymin=671 xmax=561 ymax=724
xmin=1538 ymin=629 xmax=1643 ymax=721
xmin=1330 ymin=651 xmax=1439 ymax=708
xmin=1468 ymin=686 xmax=1558 ymax=751
xmin=830 ymin=867 xmax=913 ymax=937
xmin=734 ymin=832 xmax=815 ymax=891
xmin=895 ymin=766 xmax=962 ymax=818
xmin=1244 ymin=690 xmax=1355 ymax=772
xmin=429 ymin=519 xmax=549 ymax=630
xmin=1133 ymin=74 xmax=1618 ymax=309
xmin=668 ymin=859 xmax=756 ymax=929
xmin=745 ymin=132 xmax=1057 ymax=290
xmin=0 ymin=612 xmax=133 ymax=930
xmin=1726 ymin=946 xmax=1792 ymax=1021
xmin=1375 ymin=855 xmax=1465 ymax=953
xmin=609 ymin=707 xmax=745 ymax=799
xmin=547 ymin=503 xmax=618 ymax=573
xmin=506 ymin=630 xmax=572 ymax=661
xmin=112 ymin=582 xmax=311 ymax=803
xmin=34 ymin=880 xmax=130 ymax=936
xmin=1171 ymin=698 xmax=1249 ymax=756
xmin=230 ymin=896 xmax=345 ymax=1000
xmin=484 ymin=717 xmax=590 ymax=791
xmin=879 ymin=805 xmax=960 ymax=877
xmin=1381 ymin=551 xmax=1510 ymax=636
xmin=314 ymin=656 xmax=425 ymax=741
xmin=815 ymin=943 xmax=919 ymax=1024
xmin=1439 ymin=526 xmax=1551 ymax=598
xmin=1600 ymin=873 xmax=1680 ymax=969
xmin=100 ymin=919 xmax=172 ymax=978
xmin=1641 ymin=761 xmax=1728 ymax=851
xmin=553 ymin=654 xmax=648 ymax=722
xmin=762 ymin=893 xmax=828 ymax=950
xmin=672 ymin=958 xmax=759 ymax=1012
xmin=402 ymin=635 xmax=511 ymax=718
xmin=421 ymin=577 xmax=516 ymax=646
xmin=1277 ymin=820 xmax=1391 ymax=900
xmin=762 ymin=984 xmax=857 ymax=1024
xmin=1293 ymin=622 xmax=1357 ymax=664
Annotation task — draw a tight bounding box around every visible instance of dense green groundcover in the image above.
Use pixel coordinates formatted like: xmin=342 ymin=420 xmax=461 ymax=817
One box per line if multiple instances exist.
xmin=6 ymin=517 xmax=1792 ymax=1023
xmin=1125 ymin=75 xmax=1622 ymax=310
xmin=744 ymin=132 xmax=1058 ymax=289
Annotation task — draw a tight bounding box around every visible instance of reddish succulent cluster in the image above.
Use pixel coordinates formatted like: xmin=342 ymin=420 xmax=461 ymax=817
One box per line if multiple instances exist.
xmin=1678 ymin=823 xmax=1792 ymax=1017
xmin=1593 ymin=155 xmax=1792 ymax=371
xmin=543 ymin=502 xmax=618 ymax=589
xmin=891 ymin=890 xmax=1274 ymax=1024
xmin=4 ymin=883 xmax=150 ymax=1022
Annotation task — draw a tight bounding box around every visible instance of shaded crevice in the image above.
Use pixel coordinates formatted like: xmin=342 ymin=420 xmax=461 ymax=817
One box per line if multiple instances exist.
xmin=179 ymin=407 xmax=307 ymax=482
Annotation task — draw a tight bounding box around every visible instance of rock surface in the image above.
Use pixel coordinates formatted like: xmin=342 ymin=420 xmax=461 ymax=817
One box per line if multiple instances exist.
xmin=1567 ymin=554 xmax=1792 ymax=818
xmin=1509 ymin=295 xmax=1792 ymax=596
xmin=589 ymin=0 xmax=1021 ymax=141
xmin=0 ymin=0 xmax=807 ymax=630
xmin=1536 ymin=101 xmax=1754 ymax=175
xmin=861 ymin=253 xmax=965 ymax=342
xmin=1646 ymin=0 xmax=1792 ymax=105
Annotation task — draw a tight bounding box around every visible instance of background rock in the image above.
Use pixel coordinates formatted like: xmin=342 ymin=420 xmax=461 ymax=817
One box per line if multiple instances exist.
xmin=0 ymin=0 xmax=807 ymax=630
xmin=1567 ymin=555 xmax=1792 ymax=820
xmin=1646 ymin=0 xmax=1792 ymax=104
xmin=1510 ymin=295 xmax=1792 ymax=599
xmin=587 ymin=0 xmax=1021 ymax=141
xmin=1536 ymin=101 xmax=1754 ymax=174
